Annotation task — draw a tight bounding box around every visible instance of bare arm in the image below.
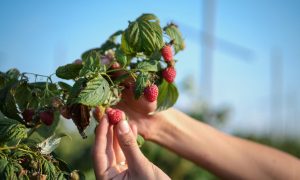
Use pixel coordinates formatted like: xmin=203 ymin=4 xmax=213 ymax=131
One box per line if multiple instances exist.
xmin=148 ymin=108 xmax=300 ymax=179
xmin=116 ymin=85 xmax=300 ymax=179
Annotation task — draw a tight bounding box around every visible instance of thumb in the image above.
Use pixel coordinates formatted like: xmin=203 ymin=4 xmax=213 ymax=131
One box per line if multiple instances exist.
xmin=116 ymin=120 xmax=146 ymax=170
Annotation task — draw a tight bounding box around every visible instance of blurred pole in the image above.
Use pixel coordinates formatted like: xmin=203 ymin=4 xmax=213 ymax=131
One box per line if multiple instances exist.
xmin=270 ymin=49 xmax=284 ymax=140
xmin=201 ymin=0 xmax=215 ymax=104
xmin=286 ymin=91 xmax=298 ymax=138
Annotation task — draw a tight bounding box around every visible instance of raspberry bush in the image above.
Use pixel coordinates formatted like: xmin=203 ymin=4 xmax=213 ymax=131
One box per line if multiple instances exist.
xmin=0 ymin=13 xmax=184 ymax=179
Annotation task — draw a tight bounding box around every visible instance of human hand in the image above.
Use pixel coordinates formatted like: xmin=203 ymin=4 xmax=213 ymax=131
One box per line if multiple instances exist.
xmin=92 ymin=114 xmax=170 ymax=180
xmin=115 ymin=82 xmax=164 ymax=140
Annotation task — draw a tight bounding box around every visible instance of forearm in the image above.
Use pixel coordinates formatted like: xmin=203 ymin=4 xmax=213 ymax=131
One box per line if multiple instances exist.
xmin=149 ymin=108 xmax=300 ymax=179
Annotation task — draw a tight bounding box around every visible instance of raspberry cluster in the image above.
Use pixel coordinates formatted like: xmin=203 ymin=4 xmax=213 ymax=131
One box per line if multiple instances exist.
xmin=142 ymin=44 xmax=177 ymax=103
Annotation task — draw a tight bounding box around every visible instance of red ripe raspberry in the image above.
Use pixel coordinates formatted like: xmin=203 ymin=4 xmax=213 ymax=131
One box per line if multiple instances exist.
xmin=107 ymin=108 xmax=123 ymax=125
xmin=161 ymin=45 xmax=173 ymax=62
xmin=162 ymin=67 xmax=176 ymax=83
xmin=144 ymin=84 xmax=159 ymax=102
xmin=40 ymin=110 xmax=54 ymax=126
xmin=22 ymin=109 xmax=35 ymax=122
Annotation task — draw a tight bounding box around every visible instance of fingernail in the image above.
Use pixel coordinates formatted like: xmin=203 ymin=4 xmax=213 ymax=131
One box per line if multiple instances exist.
xmin=118 ymin=120 xmax=130 ymax=134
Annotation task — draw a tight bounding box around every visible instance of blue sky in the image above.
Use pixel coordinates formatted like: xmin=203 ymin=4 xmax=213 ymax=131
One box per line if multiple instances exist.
xmin=0 ymin=0 xmax=299 ymax=136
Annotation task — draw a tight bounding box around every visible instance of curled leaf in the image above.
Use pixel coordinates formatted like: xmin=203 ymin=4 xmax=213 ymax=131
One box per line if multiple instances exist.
xmin=37 ymin=134 xmax=64 ymax=155
xmin=70 ymin=104 xmax=90 ymax=138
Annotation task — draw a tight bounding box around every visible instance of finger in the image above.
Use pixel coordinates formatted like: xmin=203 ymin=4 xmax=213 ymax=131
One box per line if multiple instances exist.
xmin=93 ymin=115 xmax=109 ymax=177
xmin=106 ymin=124 xmax=116 ymax=167
xmin=102 ymin=166 xmax=121 ymax=180
xmin=130 ymin=123 xmax=138 ymax=138
xmin=116 ymin=120 xmax=146 ymax=171
xmin=113 ymin=128 xmax=126 ymax=164
xmin=113 ymin=111 xmax=127 ymax=164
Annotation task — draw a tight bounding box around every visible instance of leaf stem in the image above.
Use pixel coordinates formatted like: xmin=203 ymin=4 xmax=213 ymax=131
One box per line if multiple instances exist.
xmin=0 ymin=146 xmax=18 ymax=151
xmin=27 ymin=124 xmax=41 ymax=138
xmin=101 ymin=73 xmax=114 ymax=85
xmin=106 ymin=68 xmax=127 ymax=73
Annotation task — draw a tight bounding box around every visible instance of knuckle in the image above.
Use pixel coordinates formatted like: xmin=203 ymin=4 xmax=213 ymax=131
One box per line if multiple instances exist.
xmin=121 ymin=135 xmax=136 ymax=148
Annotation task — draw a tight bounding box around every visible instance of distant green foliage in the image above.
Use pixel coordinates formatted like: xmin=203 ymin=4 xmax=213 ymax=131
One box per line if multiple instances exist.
xmin=236 ymin=134 xmax=300 ymax=158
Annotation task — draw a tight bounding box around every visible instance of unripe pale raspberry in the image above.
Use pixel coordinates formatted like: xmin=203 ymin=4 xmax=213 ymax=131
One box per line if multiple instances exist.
xmin=144 ymin=84 xmax=159 ymax=102
xmin=93 ymin=106 xmax=105 ymax=122
xmin=162 ymin=67 xmax=176 ymax=83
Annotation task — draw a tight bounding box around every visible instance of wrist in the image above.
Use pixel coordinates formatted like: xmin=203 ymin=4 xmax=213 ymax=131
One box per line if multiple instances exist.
xmin=147 ymin=108 xmax=178 ymax=144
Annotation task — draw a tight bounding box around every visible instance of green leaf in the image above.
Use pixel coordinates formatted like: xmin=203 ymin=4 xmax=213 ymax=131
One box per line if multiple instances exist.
xmin=112 ymin=73 xmax=130 ymax=85
xmin=2 ymin=161 xmax=19 ymax=179
xmin=79 ymin=51 xmax=105 ymax=77
xmin=76 ymin=75 xmax=110 ymax=106
xmin=58 ymin=81 xmax=72 ymax=93
xmin=0 ymin=159 xmax=8 ymax=174
xmin=36 ymin=111 xmax=60 ymax=138
xmin=156 ymin=79 xmax=179 ymax=112
xmin=14 ymin=83 xmax=32 ymax=112
xmin=136 ymin=60 xmax=159 ymax=72
xmin=0 ymin=72 xmax=6 ymax=89
xmin=57 ymin=173 xmax=67 ymax=180
xmin=41 ymin=160 xmax=57 ymax=179
xmin=67 ymin=78 xmax=86 ymax=105
xmin=81 ymin=48 xmax=101 ymax=61
xmin=115 ymin=49 xmax=127 ymax=67
xmin=164 ymin=23 xmax=185 ymax=54
xmin=99 ymin=30 xmax=123 ymax=52
xmin=102 ymin=86 xmax=122 ymax=106
xmin=0 ymin=117 xmax=27 ymax=144
xmin=27 ymin=94 xmax=39 ymax=109
xmin=56 ymin=63 xmax=83 ymax=80
xmin=6 ymin=68 xmax=20 ymax=81
xmin=52 ymin=154 xmax=71 ymax=173
xmin=134 ymin=72 xmax=149 ymax=99
xmin=122 ymin=13 xmax=164 ymax=55
xmin=0 ymin=87 xmax=22 ymax=121
xmin=137 ymin=134 xmax=144 ymax=147
xmin=121 ymin=32 xmax=135 ymax=55
xmin=137 ymin=13 xmax=160 ymax=22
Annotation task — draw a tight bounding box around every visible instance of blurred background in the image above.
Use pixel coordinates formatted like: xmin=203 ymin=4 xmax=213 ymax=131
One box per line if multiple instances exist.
xmin=1 ymin=0 xmax=299 ymax=179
